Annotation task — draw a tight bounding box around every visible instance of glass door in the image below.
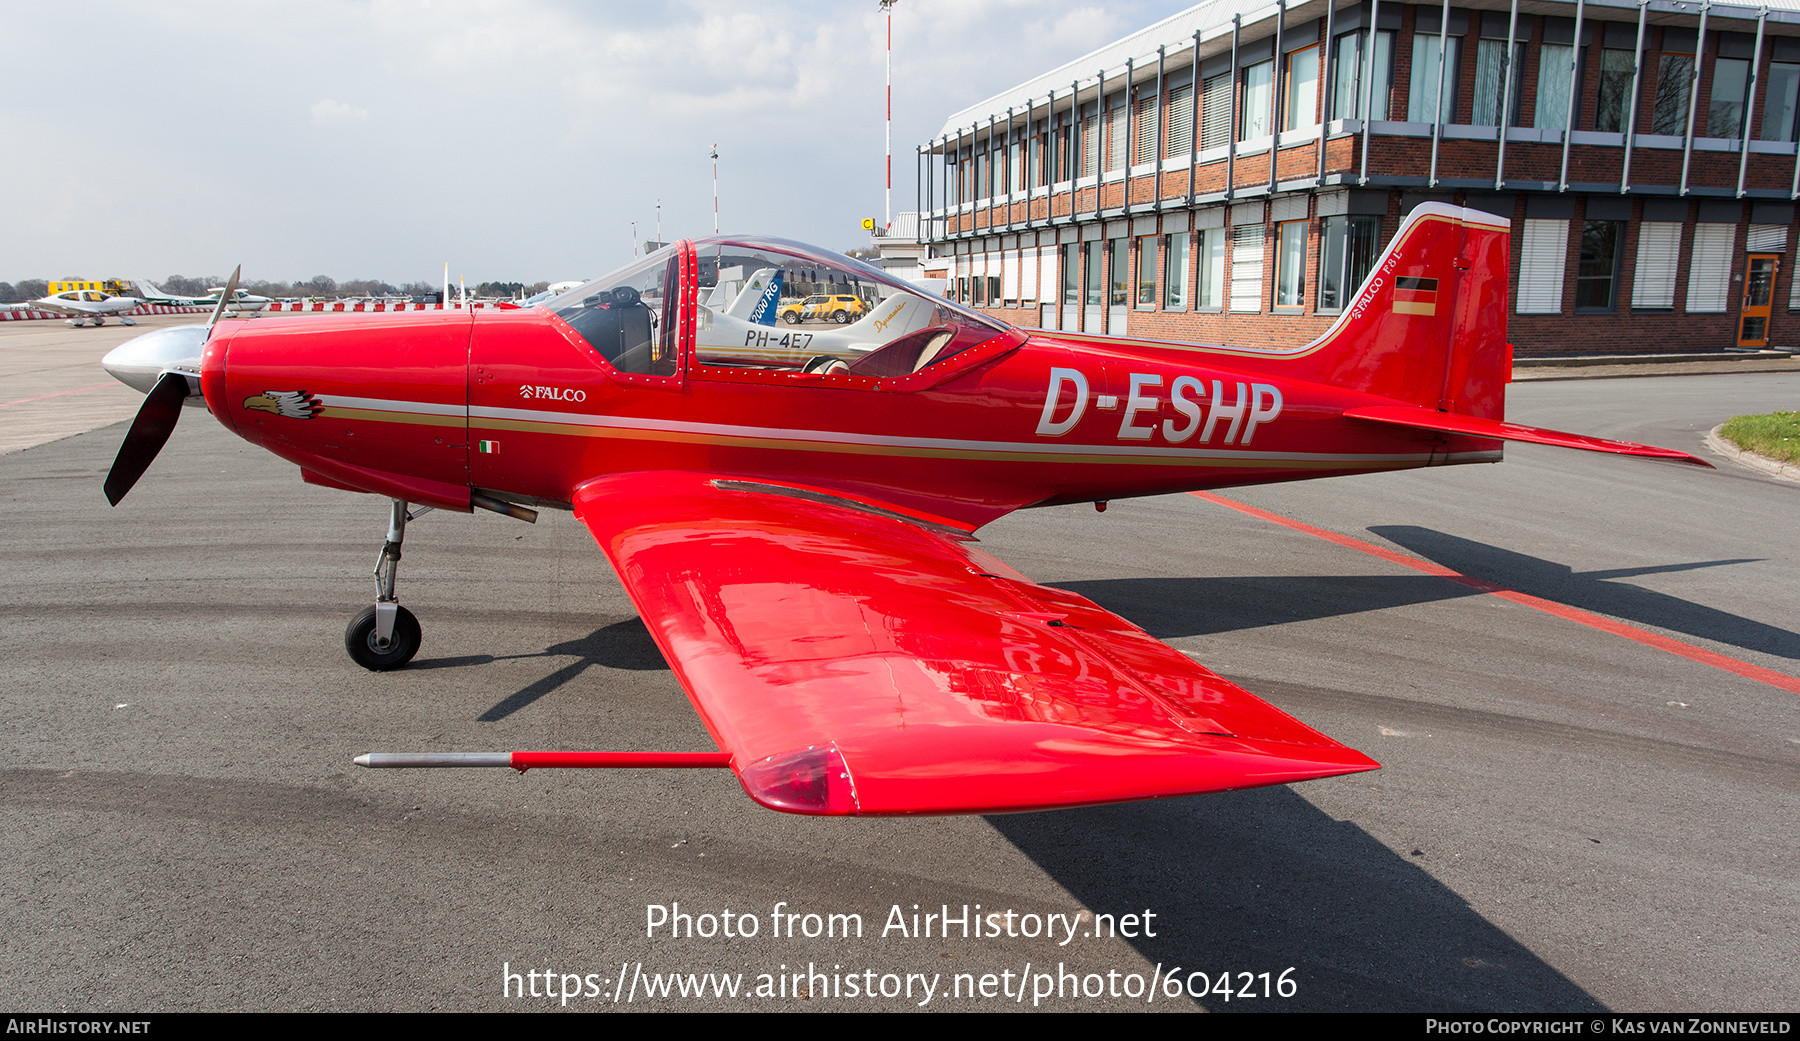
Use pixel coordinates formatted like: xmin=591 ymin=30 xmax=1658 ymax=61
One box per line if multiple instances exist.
xmin=1738 ymin=253 xmax=1778 ymax=348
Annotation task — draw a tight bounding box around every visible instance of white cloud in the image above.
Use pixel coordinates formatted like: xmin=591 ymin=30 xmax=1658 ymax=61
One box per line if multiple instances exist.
xmin=0 ymin=0 xmax=1197 ymax=280
xmin=310 ymin=98 xmax=371 ymax=124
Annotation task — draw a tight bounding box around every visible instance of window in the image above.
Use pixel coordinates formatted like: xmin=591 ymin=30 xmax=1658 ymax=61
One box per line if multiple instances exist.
xmin=1029 ymin=133 xmax=1043 ymax=186
xmin=1536 ymin=44 xmax=1575 ymax=131
xmin=1275 ymin=221 xmax=1307 ymax=308
xmin=1001 ymin=251 xmax=1020 ymax=302
xmin=1081 ymin=113 xmax=1099 ymax=177
xmin=1008 ymin=139 xmax=1022 ymax=193
xmin=1653 ymin=53 xmax=1695 ymax=135
xmin=1472 ymin=37 xmax=1525 ymax=126
xmin=1594 ymin=49 xmax=1635 ymax=132
xmin=1709 ymin=57 xmax=1750 ymax=139
xmin=1318 ymin=214 xmax=1381 ymax=311
xmin=1686 ymin=223 xmax=1735 ymax=312
xmin=1200 ymin=72 xmax=1232 ymax=149
xmin=1085 ymin=243 xmax=1104 ymax=309
xmin=688 ymin=242 xmax=1004 ymax=378
xmin=1108 ymin=237 xmax=1129 ymax=307
xmin=1748 ymin=223 xmax=1788 ymax=252
xmin=1408 ymin=35 xmax=1460 ymax=123
xmin=1286 ymin=45 xmax=1320 ymax=130
xmin=1331 ymin=30 xmax=1395 ymax=121
xmin=1165 ymin=83 xmax=1195 ymax=158
xmin=1106 ymin=103 xmax=1128 ymax=172
xmin=1164 ymin=232 xmax=1190 ymax=310
xmin=1230 ymin=223 xmax=1265 ymax=312
xmin=1763 ymin=62 xmax=1800 ymax=141
xmin=1242 ymin=60 xmax=1274 ymax=140
xmin=1574 ymin=221 xmax=1622 ymax=310
xmin=1134 ymin=92 xmax=1156 ymax=163
xmin=1516 ymin=219 xmax=1569 ymax=313
xmin=1631 ymin=222 xmax=1681 ymax=309
xmin=1136 ymin=235 xmax=1157 ymax=307
xmin=1197 ymin=227 xmax=1225 ymax=309
xmin=555 ymin=250 xmax=677 ymax=376
xmin=1062 ymin=242 xmax=1080 ymax=307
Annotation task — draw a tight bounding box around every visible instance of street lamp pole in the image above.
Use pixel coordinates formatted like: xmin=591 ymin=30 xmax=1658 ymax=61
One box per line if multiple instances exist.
xmin=710 ymin=144 xmax=720 ymax=234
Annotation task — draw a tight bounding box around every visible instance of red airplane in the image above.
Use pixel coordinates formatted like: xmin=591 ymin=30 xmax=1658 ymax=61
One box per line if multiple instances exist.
xmin=99 ymin=203 xmax=1706 ymax=817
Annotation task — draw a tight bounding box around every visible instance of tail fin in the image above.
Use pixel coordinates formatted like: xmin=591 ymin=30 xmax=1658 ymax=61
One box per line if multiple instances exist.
xmin=1288 ymin=203 xmax=1512 ymax=420
xmin=1311 ymin=204 xmax=1711 ymax=467
xmin=723 ymin=268 xmax=783 ymax=323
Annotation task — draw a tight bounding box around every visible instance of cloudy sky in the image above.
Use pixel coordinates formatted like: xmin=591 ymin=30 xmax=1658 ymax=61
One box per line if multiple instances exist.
xmin=2 ymin=1 xmax=1195 ymax=286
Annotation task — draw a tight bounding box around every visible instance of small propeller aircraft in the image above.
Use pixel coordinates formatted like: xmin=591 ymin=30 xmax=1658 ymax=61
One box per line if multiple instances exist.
xmin=98 ymin=205 xmax=1708 ymax=817
xmin=131 ymin=278 xmax=272 ymax=314
xmin=11 ymin=288 xmax=144 ymax=327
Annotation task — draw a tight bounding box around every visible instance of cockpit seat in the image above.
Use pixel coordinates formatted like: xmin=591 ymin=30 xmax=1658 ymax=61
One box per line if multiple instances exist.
xmin=566 ymin=286 xmax=656 ymax=373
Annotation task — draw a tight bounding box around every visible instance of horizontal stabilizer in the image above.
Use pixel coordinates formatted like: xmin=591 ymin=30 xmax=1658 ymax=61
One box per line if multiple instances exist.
xmin=1343 ymin=404 xmax=1713 ymax=468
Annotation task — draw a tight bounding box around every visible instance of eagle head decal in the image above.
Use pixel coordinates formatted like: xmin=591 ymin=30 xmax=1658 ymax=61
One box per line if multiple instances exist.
xmin=242 ymin=391 xmax=324 ymax=419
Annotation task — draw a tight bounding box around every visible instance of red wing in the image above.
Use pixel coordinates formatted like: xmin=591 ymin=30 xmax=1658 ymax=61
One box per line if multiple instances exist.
xmin=573 ymin=472 xmax=1377 ymax=816
xmin=1343 ymin=403 xmax=1713 ymax=466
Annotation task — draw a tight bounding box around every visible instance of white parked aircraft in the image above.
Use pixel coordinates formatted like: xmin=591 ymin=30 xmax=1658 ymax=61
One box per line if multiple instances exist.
xmin=132 ymin=278 xmax=270 ymax=313
xmin=9 ymin=289 xmax=143 ymax=327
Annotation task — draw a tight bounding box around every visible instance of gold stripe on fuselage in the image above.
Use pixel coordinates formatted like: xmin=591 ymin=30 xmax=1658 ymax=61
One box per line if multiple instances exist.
xmin=469 ymin=415 xmax=1424 ymax=470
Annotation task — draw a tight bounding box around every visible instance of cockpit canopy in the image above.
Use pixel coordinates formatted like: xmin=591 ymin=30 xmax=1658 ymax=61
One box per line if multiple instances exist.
xmin=551 ymin=237 xmax=1008 ymax=380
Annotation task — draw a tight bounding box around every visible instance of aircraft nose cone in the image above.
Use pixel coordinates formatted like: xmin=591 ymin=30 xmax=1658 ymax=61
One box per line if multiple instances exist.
xmin=102 ymin=324 xmax=209 ymax=395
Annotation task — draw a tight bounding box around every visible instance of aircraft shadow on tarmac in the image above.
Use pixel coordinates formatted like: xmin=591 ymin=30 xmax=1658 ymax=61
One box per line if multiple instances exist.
xmin=1057 ymin=527 xmax=1793 ymax=661
xmin=404 ymin=618 xmax=667 ymax=722
xmin=1368 ymin=526 xmax=1793 ymax=661
xmin=985 ymin=792 xmax=1605 ymax=1012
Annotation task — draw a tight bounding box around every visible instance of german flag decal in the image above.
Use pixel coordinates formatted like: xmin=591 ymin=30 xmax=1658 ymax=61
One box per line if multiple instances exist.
xmin=1393 ymin=276 xmax=1439 ymax=316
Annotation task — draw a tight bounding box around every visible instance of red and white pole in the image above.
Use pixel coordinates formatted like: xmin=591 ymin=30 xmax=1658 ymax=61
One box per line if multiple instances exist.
xmin=883 ymin=1 xmax=895 ymax=231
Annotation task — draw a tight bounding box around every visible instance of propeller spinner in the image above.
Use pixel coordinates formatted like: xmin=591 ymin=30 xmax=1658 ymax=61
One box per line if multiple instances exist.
xmin=98 ymin=262 xmax=240 ymax=504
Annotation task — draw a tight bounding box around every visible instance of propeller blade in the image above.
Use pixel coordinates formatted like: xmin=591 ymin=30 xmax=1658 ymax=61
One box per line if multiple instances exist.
xmin=104 ymin=372 xmax=190 ymax=506
xmin=205 ymin=264 xmax=241 ymax=329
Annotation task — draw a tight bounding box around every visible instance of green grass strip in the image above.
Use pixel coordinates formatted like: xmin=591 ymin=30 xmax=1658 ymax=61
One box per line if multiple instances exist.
xmin=1720 ymin=411 xmax=1800 ymax=464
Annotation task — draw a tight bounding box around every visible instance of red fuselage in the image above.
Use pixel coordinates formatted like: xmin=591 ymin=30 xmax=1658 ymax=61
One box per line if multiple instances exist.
xmin=200 ymin=304 xmax=1498 ymax=530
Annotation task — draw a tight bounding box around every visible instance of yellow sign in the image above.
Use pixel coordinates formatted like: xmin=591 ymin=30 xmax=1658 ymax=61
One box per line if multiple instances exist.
xmin=49 ymin=279 xmax=131 ymax=295
xmin=861 ymin=218 xmax=875 ymax=231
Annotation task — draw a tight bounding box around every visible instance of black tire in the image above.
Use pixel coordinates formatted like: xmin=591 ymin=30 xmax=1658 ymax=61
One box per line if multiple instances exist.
xmin=784 ymin=311 xmax=801 ymax=324
xmin=345 ymin=605 xmax=421 ymax=671
xmin=832 ymin=309 xmax=848 ymax=324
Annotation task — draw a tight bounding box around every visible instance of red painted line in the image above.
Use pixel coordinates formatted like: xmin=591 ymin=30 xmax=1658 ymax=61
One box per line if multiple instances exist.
xmin=0 ymin=383 xmax=118 ymax=409
xmin=1191 ymin=490 xmax=1800 ymax=696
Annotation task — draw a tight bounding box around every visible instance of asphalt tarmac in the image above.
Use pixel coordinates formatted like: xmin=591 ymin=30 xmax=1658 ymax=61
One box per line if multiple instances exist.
xmin=2 ymin=316 xmax=1796 ymax=1012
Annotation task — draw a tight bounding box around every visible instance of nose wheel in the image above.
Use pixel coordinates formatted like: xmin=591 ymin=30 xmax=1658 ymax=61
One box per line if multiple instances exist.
xmin=346 ymin=499 xmax=431 ymax=671
xmin=346 ymin=604 xmax=421 ymax=670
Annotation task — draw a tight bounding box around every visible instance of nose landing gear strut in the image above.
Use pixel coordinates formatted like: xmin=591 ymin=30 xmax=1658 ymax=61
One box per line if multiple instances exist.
xmin=345 ymin=499 xmax=429 ymax=670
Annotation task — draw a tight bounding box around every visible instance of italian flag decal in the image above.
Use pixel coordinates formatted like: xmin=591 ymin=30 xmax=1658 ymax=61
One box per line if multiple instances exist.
xmin=477 ymin=440 xmax=499 ymax=454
